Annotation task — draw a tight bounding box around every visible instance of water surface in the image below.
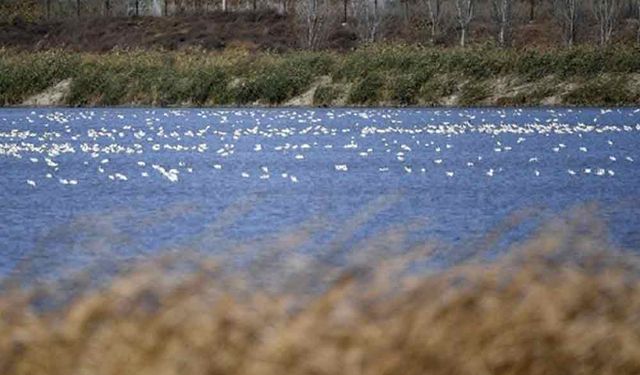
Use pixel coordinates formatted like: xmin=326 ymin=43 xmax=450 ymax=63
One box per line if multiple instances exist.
xmin=1 ymin=108 xmax=639 ymax=279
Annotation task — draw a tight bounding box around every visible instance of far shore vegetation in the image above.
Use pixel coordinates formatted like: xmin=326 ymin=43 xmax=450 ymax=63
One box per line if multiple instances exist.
xmin=2 ymin=45 xmax=640 ymax=107
xmin=3 ymin=0 xmax=640 ymax=108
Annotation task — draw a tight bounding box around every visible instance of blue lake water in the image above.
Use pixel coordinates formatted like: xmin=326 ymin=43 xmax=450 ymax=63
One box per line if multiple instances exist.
xmin=1 ymin=107 xmax=639 ymax=280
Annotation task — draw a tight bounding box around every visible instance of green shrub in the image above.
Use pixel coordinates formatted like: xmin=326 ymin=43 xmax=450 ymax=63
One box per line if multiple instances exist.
xmin=313 ymin=84 xmax=343 ymax=106
xmin=348 ymin=74 xmax=385 ymax=105
xmin=459 ymin=81 xmax=490 ymax=106
xmin=3 ymin=46 xmax=640 ymax=107
xmin=419 ymin=76 xmax=457 ymax=105
xmin=563 ymin=75 xmax=637 ymax=106
xmin=389 ymin=73 xmax=429 ymax=106
xmin=0 ymin=50 xmax=79 ymax=105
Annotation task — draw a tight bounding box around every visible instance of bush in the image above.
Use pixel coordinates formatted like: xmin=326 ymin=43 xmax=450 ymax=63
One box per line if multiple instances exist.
xmin=348 ymin=74 xmax=385 ymax=105
xmin=419 ymin=76 xmax=457 ymax=105
xmin=563 ymin=75 xmax=638 ymax=106
xmin=459 ymin=81 xmax=490 ymax=106
xmin=389 ymin=73 xmax=428 ymax=106
xmin=3 ymin=46 xmax=640 ymax=107
xmin=313 ymin=83 xmax=343 ymax=106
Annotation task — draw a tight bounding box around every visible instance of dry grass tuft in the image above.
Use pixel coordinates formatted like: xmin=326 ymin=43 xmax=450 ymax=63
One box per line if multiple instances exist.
xmin=1 ymin=208 xmax=639 ymax=375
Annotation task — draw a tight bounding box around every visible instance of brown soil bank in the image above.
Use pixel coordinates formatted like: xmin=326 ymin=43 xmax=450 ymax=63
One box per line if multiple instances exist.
xmin=0 ymin=11 xmax=350 ymax=52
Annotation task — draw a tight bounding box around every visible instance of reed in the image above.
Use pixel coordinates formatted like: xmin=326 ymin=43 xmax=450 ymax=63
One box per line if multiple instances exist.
xmin=1 ymin=208 xmax=639 ymax=375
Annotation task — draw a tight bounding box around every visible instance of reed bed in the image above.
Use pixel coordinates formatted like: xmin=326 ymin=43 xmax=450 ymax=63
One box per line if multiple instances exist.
xmin=1 ymin=207 xmax=639 ymax=375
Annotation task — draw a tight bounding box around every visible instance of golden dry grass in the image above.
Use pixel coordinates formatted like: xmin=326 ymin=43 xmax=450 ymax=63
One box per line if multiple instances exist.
xmin=1 ymin=208 xmax=640 ymax=375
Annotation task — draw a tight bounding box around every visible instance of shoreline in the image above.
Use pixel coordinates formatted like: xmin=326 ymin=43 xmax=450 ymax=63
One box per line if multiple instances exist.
xmin=3 ymin=46 xmax=640 ymax=108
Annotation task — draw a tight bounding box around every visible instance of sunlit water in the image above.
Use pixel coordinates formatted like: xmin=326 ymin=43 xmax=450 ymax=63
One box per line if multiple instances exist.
xmin=1 ymin=108 xmax=639 ymax=280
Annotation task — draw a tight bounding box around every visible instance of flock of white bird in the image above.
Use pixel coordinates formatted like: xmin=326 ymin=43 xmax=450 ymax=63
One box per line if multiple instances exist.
xmin=0 ymin=108 xmax=638 ymax=188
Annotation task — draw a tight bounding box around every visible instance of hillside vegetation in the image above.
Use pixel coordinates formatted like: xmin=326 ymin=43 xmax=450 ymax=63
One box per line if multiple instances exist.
xmin=2 ymin=45 xmax=640 ymax=107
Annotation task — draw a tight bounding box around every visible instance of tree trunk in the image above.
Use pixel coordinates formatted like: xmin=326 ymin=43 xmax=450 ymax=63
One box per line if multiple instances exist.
xmin=404 ymin=0 xmax=409 ymax=23
xmin=568 ymin=20 xmax=575 ymax=46
xmin=529 ymin=0 xmax=535 ymax=21
xmin=222 ymin=0 xmax=227 ymax=11
xmin=460 ymin=26 xmax=466 ymax=46
xmin=45 ymin=0 xmax=51 ymax=19
xmin=104 ymin=0 xmax=110 ymax=16
xmin=76 ymin=0 xmax=81 ymax=18
xmin=135 ymin=0 xmax=139 ymax=16
xmin=343 ymin=0 xmax=348 ymax=23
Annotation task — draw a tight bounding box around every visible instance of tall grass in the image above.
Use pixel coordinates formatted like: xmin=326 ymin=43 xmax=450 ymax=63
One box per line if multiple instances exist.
xmin=2 ymin=45 xmax=640 ymax=107
xmin=1 ymin=208 xmax=639 ymax=375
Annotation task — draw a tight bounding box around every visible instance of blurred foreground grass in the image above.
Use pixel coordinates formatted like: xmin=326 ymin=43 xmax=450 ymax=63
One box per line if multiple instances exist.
xmin=1 ymin=207 xmax=639 ymax=375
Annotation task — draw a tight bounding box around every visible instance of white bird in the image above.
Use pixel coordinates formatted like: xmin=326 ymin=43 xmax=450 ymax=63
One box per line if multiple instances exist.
xmin=567 ymin=169 xmax=576 ymax=176
xmin=404 ymin=166 xmax=412 ymax=173
xmin=609 ymin=156 xmax=617 ymax=161
xmin=534 ymin=170 xmax=540 ymax=177
xmin=486 ymin=169 xmax=494 ymax=177
xmin=26 ymin=180 xmax=36 ymax=187
xmin=445 ymin=171 xmax=454 ymax=177
xmin=335 ymin=164 xmax=348 ymax=172
xmin=290 ymin=175 xmax=299 ymax=183
xmin=241 ymin=172 xmax=250 ymax=178
xmin=579 ymin=147 xmax=587 ymax=152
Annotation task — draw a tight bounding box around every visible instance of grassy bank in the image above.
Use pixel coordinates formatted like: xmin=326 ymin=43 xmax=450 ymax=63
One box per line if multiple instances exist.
xmin=1 ymin=210 xmax=640 ymax=375
xmin=2 ymin=45 xmax=640 ymax=107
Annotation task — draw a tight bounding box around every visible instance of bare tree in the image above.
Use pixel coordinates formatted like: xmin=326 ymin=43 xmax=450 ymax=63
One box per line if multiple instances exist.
xmin=297 ymin=0 xmax=331 ymax=49
xmin=526 ymin=0 xmax=537 ymax=21
xmin=637 ymin=0 xmax=640 ymax=44
xmin=491 ymin=0 xmax=513 ymax=47
xmin=352 ymin=0 xmax=382 ymax=43
xmin=592 ymin=0 xmax=620 ymax=44
xmin=423 ymin=0 xmax=443 ymax=43
xmin=554 ymin=0 xmax=580 ymax=46
xmin=454 ymin=0 xmax=474 ymax=47
xmin=343 ymin=0 xmax=349 ymax=23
